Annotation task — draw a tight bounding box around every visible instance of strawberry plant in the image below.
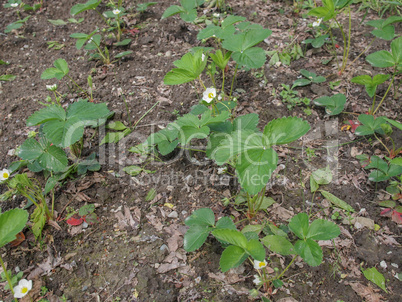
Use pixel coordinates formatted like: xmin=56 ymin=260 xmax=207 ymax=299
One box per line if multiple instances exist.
xmin=0 ymin=209 xmax=29 ymax=302
xmin=66 ymin=204 xmax=99 ymax=226
xmin=183 ymin=209 xmax=340 ymax=285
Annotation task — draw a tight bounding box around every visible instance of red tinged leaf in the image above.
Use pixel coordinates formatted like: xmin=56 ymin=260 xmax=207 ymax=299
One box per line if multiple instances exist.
xmin=348 ymin=120 xmax=360 ymax=133
xmin=391 ymin=210 xmax=402 ymax=224
xmin=67 ymin=215 xmax=84 ymax=226
xmin=380 ymin=208 xmax=393 ymax=217
xmin=83 ymin=213 xmax=99 ymax=225
xmin=125 ymin=28 xmax=139 ymax=36
xmin=10 ymin=232 xmax=25 ymax=247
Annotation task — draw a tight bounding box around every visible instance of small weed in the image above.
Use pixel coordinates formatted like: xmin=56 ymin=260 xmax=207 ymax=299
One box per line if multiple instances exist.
xmin=279 ymin=84 xmax=311 ymax=114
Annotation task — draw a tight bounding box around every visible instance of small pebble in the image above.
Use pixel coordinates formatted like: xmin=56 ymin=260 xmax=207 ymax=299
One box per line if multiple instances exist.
xmin=168 ymin=211 xmax=178 ymax=218
xmin=380 ymin=260 xmax=387 ymax=269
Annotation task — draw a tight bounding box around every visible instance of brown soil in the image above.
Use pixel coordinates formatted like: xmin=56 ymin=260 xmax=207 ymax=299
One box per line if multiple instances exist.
xmin=1 ymin=1 xmax=401 ymax=302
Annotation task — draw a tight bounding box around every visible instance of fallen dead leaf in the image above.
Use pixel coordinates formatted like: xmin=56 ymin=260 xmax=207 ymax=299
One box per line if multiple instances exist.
xmin=377 ymin=234 xmax=400 ymax=246
xmin=348 ymin=282 xmax=385 ymax=302
xmin=27 ymin=247 xmax=64 ymax=279
xmin=145 ymin=212 xmax=163 ymax=231
xmin=10 ymin=232 xmax=25 ymax=247
xmin=164 ymin=224 xmax=184 ymax=252
xmin=47 ymin=220 xmax=62 ymax=231
xmin=276 ymin=298 xmax=299 ymax=302
xmin=157 ymin=258 xmax=185 ymax=273
xmin=208 ymin=272 xmax=246 ymax=284
xmin=340 ymin=255 xmax=362 ymax=278
xmin=114 ymin=206 xmax=140 ymax=233
xmin=68 ymin=224 xmax=83 ymax=236
xmin=269 ymin=204 xmax=294 ymax=221
xmin=319 ymin=237 xmax=352 ymax=249
xmin=343 ymin=217 xmax=375 ymax=230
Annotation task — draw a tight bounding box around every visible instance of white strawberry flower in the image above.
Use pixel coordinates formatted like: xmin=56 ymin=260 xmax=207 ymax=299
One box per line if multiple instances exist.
xmin=0 ymin=169 xmax=10 ymax=182
xmin=217 ymin=167 xmax=227 ymax=174
xmin=202 ymin=87 xmax=217 ymax=103
xmin=11 ymin=3 xmax=19 ymax=7
xmin=253 ymin=274 xmax=262 ymax=285
xmin=113 ymin=9 xmax=121 ymax=15
xmin=46 ymin=84 xmax=58 ymax=91
xmin=313 ymin=18 xmax=322 ymax=27
xmin=13 ymin=279 xmax=32 ymax=298
xmin=254 ymin=259 xmax=267 ymax=270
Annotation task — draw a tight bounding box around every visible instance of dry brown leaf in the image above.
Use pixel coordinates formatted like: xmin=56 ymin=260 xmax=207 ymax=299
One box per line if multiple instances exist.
xmin=157 ymin=258 xmax=185 ymax=273
xmin=9 ymin=232 xmax=25 ymax=247
xmin=114 ymin=206 xmax=139 ymax=232
xmin=343 ymin=217 xmax=375 ymax=230
xmin=166 ymin=233 xmax=182 ymax=252
xmin=164 ymin=224 xmax=184 ymax=252
xmin=76 ymin=180 xmax=93 ymax=192
xmin=276 ymin=298 xmax=299 ymax=302
xmin=27 ymin=247 xmax=64 ymax=279
xmin=76 ymin=192 xmax=91 ymax=202
xmin=348 ymin=282 xmax=385 ymax=302
xmin=269 ymin=205 xmax=294 ymax=221
xmin=145 ymin=214 xmax=163 ymax=231
xmin=208 ymin=272 xmax=245 ymax=284
xmin=163 ymin=251 xmax=186 ymax=263
xmin=319 ymin=237 xmax=352 ymax=249
xmin=47 ymin=220 xmax=62 ymax=231
xmin=92 ymin=172 xmax=105 ymax=182
xmin=341 ymin=255 xmax=362 ymax=278
xmin=377 ymin=234 xmax=400 ymax=246
xmin=68 ymin=224 xmax=83 ymax=236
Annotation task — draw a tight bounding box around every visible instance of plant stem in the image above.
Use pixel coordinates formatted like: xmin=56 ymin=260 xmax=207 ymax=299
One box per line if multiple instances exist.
xmin=221 ymin=68 xmax=225 ymax=94
xmin=133 ymin=101 xmax=159 ymax=129
xmin=229 ymin=64 xmax=239 ymax=98
xmin=339 ymin=5 xmax=352 ymax=73
xmin=95 ymin=9 xmax=108 ymax=24
xmin=66 ymin=75 xmax=89 ymax=98
xmin=198 ymin=76 xmax=206 ymax=90
xmin=274 ymin=255 xmax=297 ymax=280
xmin=180 ymin=147 xmax=206 ymax=152
xmin=246 ymin=192 xmax=253 ymax=218
xmin=374 ymin=133 xmax=391 ymax=155
xmin=335 ymin=18 xmax=347 ymax=72
xmin=344 ymin=37 xmax=375 ymax=72
xmin=254 ymin=186 xmax=267 ymax=213
xmin=372 ymin=73 xmax=395 ymax=115
xmin=93 ymin=41 xmax=109 ymax=64
xmin=116 ymin=17 xmax=121 ymax=42
xmin=370 ymin=94 xmax=376 ymax=115
xmin=328 ymin=27 xmax=340 ymax=70
xmin=0 ymin=255 xmax=18 ymax=302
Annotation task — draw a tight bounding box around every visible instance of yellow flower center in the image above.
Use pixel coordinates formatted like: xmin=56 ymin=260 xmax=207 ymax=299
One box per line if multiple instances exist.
xmin=2 ymin=172 xmax=8 ymax=179
xmin=208 ymin=93 xmax=214 ymax=98
xmin=259 ymin=262 xmax=265 ymax=268
xmin=22 ymin=287 xmax=28 ymax=294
